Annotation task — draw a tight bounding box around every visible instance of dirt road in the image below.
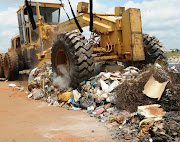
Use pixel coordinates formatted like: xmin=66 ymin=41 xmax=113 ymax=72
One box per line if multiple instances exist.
xmin=0 ymin=80 xmax=115 ymax=142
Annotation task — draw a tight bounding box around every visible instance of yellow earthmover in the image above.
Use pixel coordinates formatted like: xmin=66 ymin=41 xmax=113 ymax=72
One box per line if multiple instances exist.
xmin=0 ymin=1 xmax=166 ymax=87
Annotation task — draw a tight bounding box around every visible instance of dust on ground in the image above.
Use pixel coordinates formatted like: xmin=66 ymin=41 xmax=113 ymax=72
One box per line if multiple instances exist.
xmin=0 ymin=81 xmax=115 ymax=142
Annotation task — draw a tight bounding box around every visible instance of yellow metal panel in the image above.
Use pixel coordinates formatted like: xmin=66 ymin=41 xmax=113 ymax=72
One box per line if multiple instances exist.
xmin=37 ymin=58 xmax=51 ymax=67
xmin=122 ymin=8 xmax=145 ymax=61
xmin=97 ymin=16 xmax=116 ymax=23
xmin=132 ymin=34 xmax=144 ymax=61
xmin=115 ymin=7 xmax=125 ymax=16
xmin=58 ymin=14 xmax=116 ymax=33
xmin=130 ymin=9 xmax=142 ymax=32
xmin=93 ymin=21 xmax=113 ymax=32
xmin=87 ymin=13 xmax=115 ymax=16
xmin=122 ymin=9 xmax=132 ymax=60
xmin=77 ymin=2 xmax=89 ymax=13
xmin=129 ymin=9 xmax=145 ymax=61
xmin=40 ymin=3 xmax=62 ymax=8
xmin=95 ymin=55 xmax=119 ymax=62
xmin=29 ymin=2 xmax=63 ymax=8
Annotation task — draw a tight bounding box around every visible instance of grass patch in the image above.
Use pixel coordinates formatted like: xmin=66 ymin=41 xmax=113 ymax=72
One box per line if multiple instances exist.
xmin=167 ymin=52 xmax=180 ymax=57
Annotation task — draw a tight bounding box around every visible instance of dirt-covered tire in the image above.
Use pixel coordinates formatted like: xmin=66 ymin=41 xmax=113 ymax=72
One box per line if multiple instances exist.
xmin=143 ymin=34 xmax=167 ymax=64
xmin=0 ymin=53 xmax=5 ymax=77
xmin=4 ymin=52 xmax=19 ymax=80
xmin=51 ymin=32 xmax=95 ymax=88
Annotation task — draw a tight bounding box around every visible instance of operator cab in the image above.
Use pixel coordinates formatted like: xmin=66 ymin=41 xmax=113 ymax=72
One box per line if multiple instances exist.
xmin=17 ymin=1 xmax=63 ymax=46
xmin=30 ymin=3 xmax=60 ymax=25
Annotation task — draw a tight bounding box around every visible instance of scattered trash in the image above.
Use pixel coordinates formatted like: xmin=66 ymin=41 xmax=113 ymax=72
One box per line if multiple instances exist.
xmin=143 ymin=75 xmax=169 ymax=100
xmin=96 ymin=107 xmax=105 ymax=114
xmin=72 ymin=107 xmax=81 ymax=111
xmin=9 ymin=83 xmax=16 ymax=87
xmin=0 ymin=78 xmax=6 ymax=81
xmin=80 ymin=95 xmax=95 ymax=109
xmin=72 ymin=90 xmax=81 ymax=102
xmin=110 ymin=116 xmax=125 ymax=124
xmin=16 ymin=86 xmax=24 ymax=92
xmin=26 ymin=62 xmax=180 ymax=142
xmin=32 ymin=89 xmax=44 ymax=100
xmin=87 ymin=106 xmax=95 ymax=113
xmin=58 ymin=92 xmax=72 ymax=102
xmin=100 ymin=79 xmax=109 ymax=92
xmin=28 ymin=68 xmax=38 ymax=84
xmin=139 ymin=117 xmax=162 ymax=127
xmin=53 ymin=101 xmax=60 ymax=107
xmin=137 ymin=104 xmax=166 ymax=118
xmin=27 ymin=93 xmax=33 ymax=98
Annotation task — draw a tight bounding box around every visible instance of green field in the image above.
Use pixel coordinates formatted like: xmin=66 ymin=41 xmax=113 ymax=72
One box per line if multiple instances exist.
xmin=167 ymin=52 xmax=180 ymax=57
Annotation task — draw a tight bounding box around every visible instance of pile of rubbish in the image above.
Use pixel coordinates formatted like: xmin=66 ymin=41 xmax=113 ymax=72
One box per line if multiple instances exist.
xmin=8 ymin=83 xmax=25 ymax=92
xmin=108 ymin=109 xmax=180 ymax=141
xmin=27 ymin=63 xmax=140 ymax=108
xmin=168 ymin=56 xmax=180 ymax=64
xmin=168 ymin=56 xmax=180 ymax=71
xmin=27 ymin=62 xmax=180 ymax=141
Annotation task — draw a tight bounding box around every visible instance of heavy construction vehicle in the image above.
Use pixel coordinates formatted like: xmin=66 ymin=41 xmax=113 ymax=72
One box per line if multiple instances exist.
xmin=0 ymin=1 xmax=166 ymax=87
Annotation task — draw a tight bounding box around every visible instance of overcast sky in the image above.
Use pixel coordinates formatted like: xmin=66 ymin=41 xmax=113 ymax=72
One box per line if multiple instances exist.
xmin=0 ymin=0 xmax=179 ymax=53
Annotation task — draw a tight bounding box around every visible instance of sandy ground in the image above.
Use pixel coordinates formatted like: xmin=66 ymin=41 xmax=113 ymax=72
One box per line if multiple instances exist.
xmin=0 ymin=78 xmax=115 ymax=142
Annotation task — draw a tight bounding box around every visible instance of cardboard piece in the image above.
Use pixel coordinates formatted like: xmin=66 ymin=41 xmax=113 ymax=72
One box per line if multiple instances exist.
xmin=137 ymin=104 xmax=166 ymax=118
xmin=143 ymin=75 xmax=169 ymax=100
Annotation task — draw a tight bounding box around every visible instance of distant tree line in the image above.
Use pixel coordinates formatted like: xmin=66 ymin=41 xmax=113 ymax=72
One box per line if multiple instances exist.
xmin=170 ymin=49 xmax=180 ymax=53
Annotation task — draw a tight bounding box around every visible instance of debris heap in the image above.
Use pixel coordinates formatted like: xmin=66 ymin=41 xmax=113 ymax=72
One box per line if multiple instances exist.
xmin=27 ymin=62 xmax=180 ymax=141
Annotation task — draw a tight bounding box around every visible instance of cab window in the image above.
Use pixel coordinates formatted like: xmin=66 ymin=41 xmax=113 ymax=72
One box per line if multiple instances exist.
xmin=40 ymin=7 xmax=60 ymax=24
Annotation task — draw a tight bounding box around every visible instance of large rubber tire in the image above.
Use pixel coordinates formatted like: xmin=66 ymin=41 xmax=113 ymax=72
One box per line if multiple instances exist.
xmin=143 ymin=34 xmax=167 ymax=64
xmin=0 ymin=53 xmax=5 ymax=77
xmin=51 ymin=32 xmax=95 ymax=88
xmin=4 ymin=52 xmax=19 ymax=81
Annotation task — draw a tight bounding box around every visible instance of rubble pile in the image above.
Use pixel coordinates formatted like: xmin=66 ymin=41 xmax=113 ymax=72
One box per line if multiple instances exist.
xmin=168 ymin=56 xmax=180 ymax=64
xmin=114 ymin=65 xmax=173 ymax=112
xmin=114 ymin=69 xmax=155 ymax=113
xmin=168 ymin=56 xmax=180 ymax=71
xmin=27 ymin=62 xmax=180 ymax=141
xmin=108 ymin=112 xmax=180 ymax=141
xmin=27 ymin=62 xmax=71 ymax=106
xmin=160 ymin=75 xmax=180 ymax=111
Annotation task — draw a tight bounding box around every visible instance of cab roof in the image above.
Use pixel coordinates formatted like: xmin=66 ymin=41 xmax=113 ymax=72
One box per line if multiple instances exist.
xmin=17 ymin=1 xmax=64 ymax=13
